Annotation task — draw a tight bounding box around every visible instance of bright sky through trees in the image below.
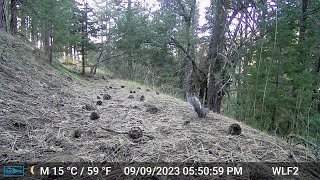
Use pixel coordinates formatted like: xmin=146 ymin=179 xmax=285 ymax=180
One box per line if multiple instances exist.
xmin=86 ymin=0 xmax=210 ymax=26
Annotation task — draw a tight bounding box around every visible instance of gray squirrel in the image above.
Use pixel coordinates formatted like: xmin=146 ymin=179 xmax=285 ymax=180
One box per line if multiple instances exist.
xmin=187 ymin=93 xmax=208 ymax=118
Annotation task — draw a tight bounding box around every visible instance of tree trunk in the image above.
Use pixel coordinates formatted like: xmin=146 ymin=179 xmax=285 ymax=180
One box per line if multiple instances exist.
xmin=291 ymin=0 xmax=309 ymax=120
xmin=0 ymin=0 xmax=8 ymax=32
xmin=126 ymin=0 xmax=133 ymax=78
xmin=44 ymin=25 xmax=49 ymax=59
xmin=199 ymin=80 xmax=207 ymax=102
xmin=183 ymin=23 xmax=196 ymax=94
xmin=183 ymin=57 xmax=195 ymax=93
xmin=269 ymin=59 xmax=280 ymax=132
xmin=81 ymin=46 xmax=85 ymax=74
xmin=48 ymin=27 xmax=53 ymax=64
xmin=81 ymin=42 xmax=85 ymax=75
xmin=10 ymin=0 xmax=18 ymax=34
xmin=298 ymin=0 xmax=308 ymax=44
xmin=81 ymin=2 xmax=88 ymax=75
xmin=314 ymin=55 xmax=320 ymax=113
xmin=91 ymin=50 xmax=104 ymax=75
xmin=20 ymin=16 xmax=26 ymax=33
xmin=206 ymin=0 xmax=228 ymax=113
xmin=44 ymin=25 xmax=53 ymax=64
xmin=171 ymin=0 xmax=197 ymax=95
xmin=30 ymin=18 xmax=36 ymax=45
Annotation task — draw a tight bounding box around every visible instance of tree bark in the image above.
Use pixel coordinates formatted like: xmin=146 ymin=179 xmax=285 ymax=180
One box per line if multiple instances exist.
xmin=314 ymin=53 xmax=320 ymax=113
xmin=0 ymin=0 xmax=8 ymax=32
xmin=44 ymin=24 xmax=49 ymax=58
xmin=10 ymin=0 xmax=18 ymax=34
xmin=291 ymin=0 xmax=309 ymax=119
xmin=44 ymin=24 xmax=53 ymax=64
xmin=81 ymin=2 xmax=88 ymax=75
xmin=183 ymin=56 xmax=195 ymax=93
xmin=48 ymin=26 xmax=53 ymax=64
xmin=181 ymin=0 xmax=196 ymax=94
xmin=207 ymin=0 xmax=228 ymax=113
xmin=126 ymin=0 xmax=133 ymax=78
xmin=30 ymin=18 xmax=36 ymax=45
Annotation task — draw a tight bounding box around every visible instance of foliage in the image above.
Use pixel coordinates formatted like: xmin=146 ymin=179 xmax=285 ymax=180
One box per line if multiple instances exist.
xmin=223 ymin=0 xmax=320 ymax=144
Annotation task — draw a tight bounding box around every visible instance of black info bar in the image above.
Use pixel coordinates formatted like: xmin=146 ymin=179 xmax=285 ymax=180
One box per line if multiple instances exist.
xmin=1 ymin=162 xmax=319 ymax=179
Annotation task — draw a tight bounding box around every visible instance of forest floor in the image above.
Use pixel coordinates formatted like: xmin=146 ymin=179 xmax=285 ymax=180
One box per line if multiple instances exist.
xmin=0 ymin=33 xmax=317 ymax=179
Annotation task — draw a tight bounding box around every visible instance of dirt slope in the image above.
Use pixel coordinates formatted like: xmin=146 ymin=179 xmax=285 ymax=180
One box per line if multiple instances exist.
xmin=0 ymin=32 xmax=310 ymax=164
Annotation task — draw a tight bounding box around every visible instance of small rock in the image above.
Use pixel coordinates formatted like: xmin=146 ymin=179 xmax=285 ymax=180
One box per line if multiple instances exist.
xmin=156 ymin=92 xmax=160 ymax=95
xmin=228 ymin=123 xmax=242 ymax=135
xmin=146 ymin=106 xmax=159 ymax=114
xmin=13 ymin=122 xmax=26 ymax=129
xmin=140 ymin=95 xmax=145 ymax=101
xmin=97 ymin=96 xmax=101 ymax=99
xmin=128 ymin=95 xmax=134 ymax=99
xmin=130 ymin=91 xmax=133 ymax=93
xmin=90 ymin=112 xmax=100 ymax=120
xmin=96 ymin=100 xmax=103 ymax=106
xmin=132 ymin=106 xmax=140 ymax=110
xmin=74 ymin=129 xmax=82 ymax=138
xmin=103 ymin=94 xmax=111 ymax=100
xmin=146 ymin=89 xmax=150 ymax=92
xmin=121 ymin=85 xmax=125 ymax=88
xmin=133 ymin=91 xmax=136 ymax=93
xmin=109 ymin=86 xmax=112 ymax=89
xmin=128 ymin=127 xmax=143 ymax=139
xmin=183 ymin=121 xmax=190 ymax=125
xmin=137 ymin=87 xmax=141 ymax=90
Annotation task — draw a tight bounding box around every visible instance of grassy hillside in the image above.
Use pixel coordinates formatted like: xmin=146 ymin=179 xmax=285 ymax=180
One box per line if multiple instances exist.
xmin=0 ymin=32 xmax=317 ymax=179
